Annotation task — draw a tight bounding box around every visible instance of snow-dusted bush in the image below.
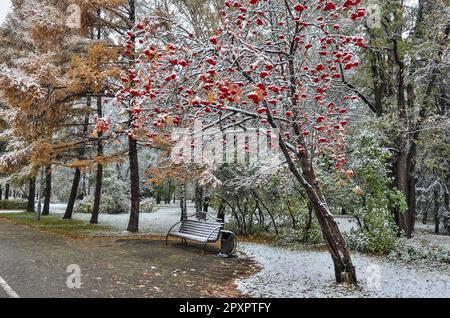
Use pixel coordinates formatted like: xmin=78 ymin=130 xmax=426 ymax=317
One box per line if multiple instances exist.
xmin=389 ymin=241 xmax=450 ymax=264
xmin=140 ymin=198 xmax=156 ymax=213
xmin=340 ymin=128 xmax=401 ymax=254
xmin=76 ymin=194 xmax=128 ymax=215
xmin=345 ymin=226 xmax=396 ymax=254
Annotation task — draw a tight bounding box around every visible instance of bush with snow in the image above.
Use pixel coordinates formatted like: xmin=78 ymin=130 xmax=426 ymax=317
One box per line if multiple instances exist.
xmin=140 ymin=197 xmax=156 ymax=213
xmin=345 ymin=226 xmax=396 ymax=254
xmin=389 ymin=240 xmax=450 ymax=264
xmin=76 ymin=194 xmax=128 ymax=215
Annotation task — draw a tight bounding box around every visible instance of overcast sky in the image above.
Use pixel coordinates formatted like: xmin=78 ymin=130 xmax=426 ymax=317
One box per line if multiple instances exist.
xmin=0 ymin=0 xmax=11 ymax=24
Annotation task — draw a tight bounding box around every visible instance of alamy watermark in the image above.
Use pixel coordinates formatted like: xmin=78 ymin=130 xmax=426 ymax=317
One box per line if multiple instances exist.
xmin=66 ymin=264 xmax=82 ymax=289
xmin=367 ymin=2 xmax=382 ymax=29
xmin=170 ymin=120 xmax=283 ymax=168
xmin=366 ymin=264 xmax=381 ymax=290
xmin=65 ymin=4 xmax=81 ymax=29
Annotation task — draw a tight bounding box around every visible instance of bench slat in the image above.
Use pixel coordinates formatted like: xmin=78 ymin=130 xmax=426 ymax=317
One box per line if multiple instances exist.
xmin=183 ymin=221 xmax=224 ymax=228
xmin=180 ymin=224 xmax=220 ymax=233
xmin=179 ymin=229 xmax=220 ymax=239
xmin=170 ymin=232 xmax=218 ymax=243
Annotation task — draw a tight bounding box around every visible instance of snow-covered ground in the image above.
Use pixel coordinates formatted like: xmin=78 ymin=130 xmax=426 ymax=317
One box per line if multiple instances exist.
xmin=236 ymin=243 xmax=450 ymax=298
xmin=44 ymin=203 xmax=450 ymax=298
xmin=51 ymin=202 xmax=200 ymax=235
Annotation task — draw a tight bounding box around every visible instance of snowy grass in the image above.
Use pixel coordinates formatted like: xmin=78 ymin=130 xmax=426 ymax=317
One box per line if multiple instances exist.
xmin=236 ymin=243 xmax=450 ymax=298
xmin=0 ymin=212 xmax=112 ymax=237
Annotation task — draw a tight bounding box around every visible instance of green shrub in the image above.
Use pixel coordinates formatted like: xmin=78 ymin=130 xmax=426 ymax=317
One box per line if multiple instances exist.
xmin=282 ymin=224 xmax=324 ymax=245
xmin=0 ymin=199 xmax=28 ymax=210
xmin=345 ymin=227 xmax=396 ymax=254
xmin=76 ymin=194 xmax=128 ymax=215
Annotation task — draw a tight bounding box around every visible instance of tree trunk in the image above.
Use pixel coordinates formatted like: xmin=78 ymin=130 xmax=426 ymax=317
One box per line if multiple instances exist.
xmin=272 ymin=118 xmax=358 ymax=285
xmin=42 ymin=165 xmax=52 ymax=216
xmin=126 ymin=0 xmax=140 ymax=233
xmin=64 ymin=112 xmax=90 ymax=220
xmin=304 ymin=202 xmax=313 ymax=241
xmin=195 ymin=183 xmax=203 ymax=213
xmin=180 ymin=182 xmax=187 ymax=221
xmin=64 ymin=168 xmax=81 ymax=219
xmin=26 ymin=177 xmax=36 ymax=212
xmin=127 ymin=136 xmax=140 ymax=232
xmin=422 ymin=204 xmax=428 ymax=224
xmin=393 ymin=146 xmax=416 ymax=238
xmin=434 ymin=187 xmax=440 ymax=234
xmin=217 ymin=198 xmax=225 ymax=222
xmin=4 ymin=183 xmax=9 ymax=200
xmin=91 ymin=96 xmax=103 ymax=225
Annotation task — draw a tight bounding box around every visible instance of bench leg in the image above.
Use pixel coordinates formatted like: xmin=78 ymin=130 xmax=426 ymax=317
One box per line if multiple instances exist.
xmin=165 ymin=234 xmax=170 ymax=246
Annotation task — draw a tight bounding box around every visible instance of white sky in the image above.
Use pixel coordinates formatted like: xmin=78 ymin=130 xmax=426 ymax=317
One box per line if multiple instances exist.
xmin=0 ymin=0 xmax=11 ymax=24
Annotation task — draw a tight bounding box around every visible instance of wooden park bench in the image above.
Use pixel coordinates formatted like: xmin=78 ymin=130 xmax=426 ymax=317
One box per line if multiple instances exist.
xmin=165 ymin=213 xmax=237 ymax=255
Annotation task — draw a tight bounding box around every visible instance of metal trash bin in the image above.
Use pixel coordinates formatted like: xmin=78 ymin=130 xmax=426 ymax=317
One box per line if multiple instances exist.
xmin=219 ymin=230 xmax=237 ymax=256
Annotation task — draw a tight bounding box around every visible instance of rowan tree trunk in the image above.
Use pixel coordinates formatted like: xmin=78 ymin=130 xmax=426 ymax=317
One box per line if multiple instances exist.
xmin=91 ymin=96 xmax=103 ymax=225
xmin=42 ymin=165 xmax=52 ymax=216
xmin=271 ymin=115 xmax=358 ymax=285
xmin=26 ymin=177 xmax=36 ymax=212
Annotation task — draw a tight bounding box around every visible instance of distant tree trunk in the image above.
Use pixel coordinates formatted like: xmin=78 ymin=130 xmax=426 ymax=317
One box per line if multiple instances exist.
xmin=285 ymin=200 xmax=297 ymax=229
xmin=180 ymin=182 xmax=187 ymax=221
xmin=4 ymin=183 xmax=9 ymax=200
xmin=217 ymin=198 xmax=225 ymax=222
xmin=26 ymin=177 xmax=36 ymax=212
xmin=64 ymin=111 xmax=90 ymax=219
xmin=42 ymin=165 xmax=52 ymax=216
xmin=81 ymin=171 xmax=86 ymax=200
xmin=422 ymin=207 xmax=428 ymax=224
xmin=195 ymin=183 xmax=204 ymax=214
xmin=203 ymin=196 xmax=210 ymax=213
xmin=0 ymin=186 xmax=2 ymax=200
xmin=156 ymin=192 xmax=161 ymax=204
xmin=304 ymin=202 xmax=313 ymax=241
xmin=91 ymin=96 xmax=104 ymax=224
xmin=434 ymin=187 xmax=440 ymax=234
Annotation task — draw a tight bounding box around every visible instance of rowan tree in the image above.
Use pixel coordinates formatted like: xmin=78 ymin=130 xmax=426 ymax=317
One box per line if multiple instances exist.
xmin=112 ymin=0 xmax=368 ymax=284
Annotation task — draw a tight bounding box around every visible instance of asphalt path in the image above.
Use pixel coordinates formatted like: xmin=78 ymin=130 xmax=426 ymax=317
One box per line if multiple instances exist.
xmin=0 ymin=220 xmax=254 ymax=298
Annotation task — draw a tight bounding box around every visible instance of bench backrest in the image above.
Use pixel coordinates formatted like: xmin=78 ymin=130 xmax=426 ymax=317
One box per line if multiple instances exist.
xmin=179 ymin=220 xmax=224 ymax=241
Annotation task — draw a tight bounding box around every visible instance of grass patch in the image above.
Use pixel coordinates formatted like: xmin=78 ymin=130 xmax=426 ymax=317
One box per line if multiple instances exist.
xmin=0 ymin=212 xmax=114 ymax=238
